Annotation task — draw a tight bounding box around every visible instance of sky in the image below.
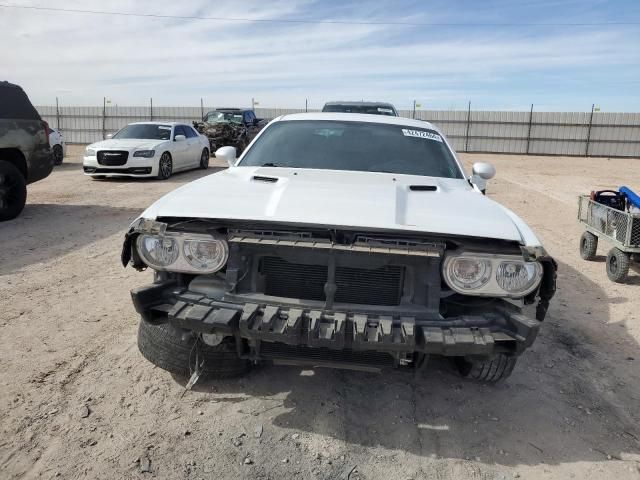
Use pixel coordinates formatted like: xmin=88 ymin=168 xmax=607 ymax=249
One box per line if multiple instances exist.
xmin=2 ymin=0 xmax=640 ymax=111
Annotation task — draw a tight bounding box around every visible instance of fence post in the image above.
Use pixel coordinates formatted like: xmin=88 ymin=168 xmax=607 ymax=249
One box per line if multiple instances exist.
xmin=412 ymin=100 xmax=416 ymax=119
xmin=55 ymin=97 xmax=60 ymax=130
xmin=102 ymin=97 xmax=106 ymax=140
xmin=585 ymin=103 xmax=594 ymax=156
xmin=526 ymin=103 xmax=534 ymax=154
xmin=150 ymin=98 xmax=153 ymax=121
xmin=305 ymin=98 xmax=308 ymax=113
xmin=464 ymin=101 xmax=471 ymax=152
xmin=200 ymin=98 xmax=204 ymax=120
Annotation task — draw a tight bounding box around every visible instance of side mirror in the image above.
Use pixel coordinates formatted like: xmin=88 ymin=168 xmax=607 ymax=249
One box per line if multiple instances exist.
xmin=106 ymin=133 xmax=113 ymax=139
xmin=215 ymin=146 xmax=237 ymax=167
xmin=174 ymin=134 xmax=186 ymax=142
xmin=471 ymin=162 xmax=496 ymax=194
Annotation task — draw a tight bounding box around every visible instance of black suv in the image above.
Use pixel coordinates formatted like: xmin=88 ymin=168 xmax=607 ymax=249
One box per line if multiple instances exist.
xmin=0 ymin=81 xmax=53 ymax=221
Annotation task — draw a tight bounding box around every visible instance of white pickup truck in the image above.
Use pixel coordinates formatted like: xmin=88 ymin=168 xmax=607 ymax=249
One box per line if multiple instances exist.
xmin=122 ymin=113 xmax=557 ymax=383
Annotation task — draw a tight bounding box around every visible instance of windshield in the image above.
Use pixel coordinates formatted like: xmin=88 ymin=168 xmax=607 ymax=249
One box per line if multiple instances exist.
xmin=204 ymin=111 xmax=244 ymax=124
xmin=113 ymin=124 xmax=172 ymax=140
xmin=322 ymin=105 xmax=397 ymax=116
xmin=239 ymin=120 xmax=463 ymax=179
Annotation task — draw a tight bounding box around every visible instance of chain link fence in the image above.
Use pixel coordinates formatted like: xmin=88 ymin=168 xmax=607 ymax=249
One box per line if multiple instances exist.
xmin=36 ymin=103 xmax=640 ymax=158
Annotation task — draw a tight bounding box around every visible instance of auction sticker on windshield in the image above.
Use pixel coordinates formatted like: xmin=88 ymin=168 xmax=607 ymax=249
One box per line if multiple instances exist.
xmin=401 ymin=129 xmax=443 ymax=142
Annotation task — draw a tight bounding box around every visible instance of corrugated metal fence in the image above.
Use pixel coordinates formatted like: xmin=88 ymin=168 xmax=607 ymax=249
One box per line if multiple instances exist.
xmin=36 ymin=105 xmax=640 ymax=157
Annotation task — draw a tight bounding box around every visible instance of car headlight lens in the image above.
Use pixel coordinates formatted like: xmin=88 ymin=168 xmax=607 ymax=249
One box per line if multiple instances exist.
xmin=133 ymin=150 xmax=155 ymax=158
xmin=443 ymin=253 xmax=543 ymax=297
xmin=85 ymin=148 xmax=96 ymax=156
xmin=183 ymin=238 xmax=228 ymax=272
xmin=446 ymin=256 xmax=492 ymax=290
xmin=496 ymin=261 xmax=542 ymax=294
xmin=137 ymin=235 xmax=179 ymax=268
xmin=135 ymin=232 xmax=229 ymax=273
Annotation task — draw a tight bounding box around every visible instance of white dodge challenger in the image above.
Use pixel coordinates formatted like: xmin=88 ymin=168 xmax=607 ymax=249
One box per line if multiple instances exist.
xmin=83 ymin=122 xmax=210 ymax=179
xmin=122 ymin=113 xmax=557 ymax=383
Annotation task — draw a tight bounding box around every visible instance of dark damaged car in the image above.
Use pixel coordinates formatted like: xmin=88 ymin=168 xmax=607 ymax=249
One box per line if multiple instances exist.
xmin=0 ymin=81 xmax=53 ymax=220
xmin=123 ymin=113 xmax=557 ymax=383
xmin=193 ymin=108 xmax=266 ymax=156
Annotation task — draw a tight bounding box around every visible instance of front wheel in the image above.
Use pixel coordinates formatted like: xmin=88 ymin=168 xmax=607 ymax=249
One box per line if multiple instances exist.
xmin=455 ymin=354 xmax=517 ymax=383
xmin=199 ymin=148 xmax=209 ymax=169
xmin=0 ymin=160 xmax=27 ymax=221
xmin=137 ymin=319 xmax=251 ymax=378
xmin=157 ymin=152 xmax=173 ymax=180
xmin=53 ymin=145 xmax=64 ymax=165
xmin=606 ymin=247 xmax=630 ymax=283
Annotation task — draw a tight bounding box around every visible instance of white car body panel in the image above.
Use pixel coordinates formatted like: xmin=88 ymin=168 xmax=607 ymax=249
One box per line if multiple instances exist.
xmin=82 ymin=122 xmax=209 ymax=178
xmin=49 ymin=128 xmax=66 ymax=157
xmin=137 ymin=113 xmax=542 ymax=246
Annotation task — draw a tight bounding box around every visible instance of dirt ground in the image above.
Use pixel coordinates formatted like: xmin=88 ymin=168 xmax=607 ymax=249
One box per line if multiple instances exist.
xmin=1 ymin=145 xmax=639 ymax=480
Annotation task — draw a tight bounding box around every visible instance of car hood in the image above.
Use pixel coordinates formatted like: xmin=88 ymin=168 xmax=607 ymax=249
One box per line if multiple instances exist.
xmin=89 ymin=139 xmax=163 ymax=150
xmin=140 ymin=167 xmax=540 ymax=245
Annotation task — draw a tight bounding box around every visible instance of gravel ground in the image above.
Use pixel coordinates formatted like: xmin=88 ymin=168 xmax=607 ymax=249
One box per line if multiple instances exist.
xmin=1 ymin=146 xmax=639 ymax=480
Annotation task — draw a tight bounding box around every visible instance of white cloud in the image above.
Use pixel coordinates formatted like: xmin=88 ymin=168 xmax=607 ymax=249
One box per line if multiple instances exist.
xmin=2 ymin=0 xmax=639 ymax=110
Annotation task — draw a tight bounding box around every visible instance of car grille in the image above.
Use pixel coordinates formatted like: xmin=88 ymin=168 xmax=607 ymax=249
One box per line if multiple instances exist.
xmin=260 ymin=256 xmax=404 ymax=306
xmin=97 ymin=150 xmax=129 ymax=166
xmin=259 ymin=342 xmax=395 ymax=368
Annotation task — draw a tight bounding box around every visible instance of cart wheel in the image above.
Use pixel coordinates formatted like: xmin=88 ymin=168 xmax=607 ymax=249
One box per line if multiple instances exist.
xmin=579 ymin=231 xmax=598 ymax=260
xmin=606 ymin=248 xmax=630 ymax=283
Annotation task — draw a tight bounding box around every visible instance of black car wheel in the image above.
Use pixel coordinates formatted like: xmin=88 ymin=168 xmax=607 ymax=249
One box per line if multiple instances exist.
xmin=53 ymin=144 xmax=64 ymax=165
xmin=0 ymin=160 xmax=27 ymax=221
xmin=455 ymin=354 xmax=517 ymax=383
xmin=199 ymin=148 xmax=209 ymax=169
xmin=157 ymin=152 xmax=173 ymax=180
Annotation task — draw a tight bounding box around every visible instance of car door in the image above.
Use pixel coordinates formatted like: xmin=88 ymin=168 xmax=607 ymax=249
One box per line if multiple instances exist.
xmin=171 ymin=125 xmax=189 ymax=170
xmin=183 ymin=125 xmax=201 ymax=167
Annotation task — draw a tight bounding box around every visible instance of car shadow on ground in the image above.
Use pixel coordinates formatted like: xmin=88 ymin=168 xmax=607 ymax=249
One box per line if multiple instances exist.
xmin=0 ymin=203 xmax=142 ymax=274
xmin=172 ymin=259 xmax=640 ymax=467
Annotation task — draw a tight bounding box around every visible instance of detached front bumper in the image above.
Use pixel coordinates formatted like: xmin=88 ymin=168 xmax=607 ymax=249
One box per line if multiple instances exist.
xmin=132 ymin=281 xmax=541 ymax=367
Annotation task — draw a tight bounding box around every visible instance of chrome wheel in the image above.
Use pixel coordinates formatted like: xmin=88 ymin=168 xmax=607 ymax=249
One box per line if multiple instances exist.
xmin=158 ymin=153 xmax=173 ymax=180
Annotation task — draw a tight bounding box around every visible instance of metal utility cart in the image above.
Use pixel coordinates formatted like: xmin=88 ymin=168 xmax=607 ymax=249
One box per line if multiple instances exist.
xmin=578 ymin=194 xmax=640 ymax=283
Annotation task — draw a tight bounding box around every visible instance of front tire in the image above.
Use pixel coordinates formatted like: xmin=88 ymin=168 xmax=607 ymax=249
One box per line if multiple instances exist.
xmin=53 ymin=145 xmax=64 ymax=165
xmin=0 ymin=160 xmax=27 ymax=221
xmin=157 ymin=152 xmax=173 ymax=180
xmin=199 ymin=148 xmax=209 ymax=169
xmin=579 ymin=231 xmax=598 ymax=260
xmin=606 ymin=247 xmax=630 ymax=283
xmin=137 ymin=319 xmax=251 ymax=378
xmin=455 ymin=354 xmax=517 ymax=383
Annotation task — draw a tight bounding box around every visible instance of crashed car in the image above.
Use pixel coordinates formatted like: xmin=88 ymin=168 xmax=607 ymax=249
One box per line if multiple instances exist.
xmin=193 ymin=108 xmax=265 ymax=155
xmin=123 ymin=113 xmax=557 ymax=383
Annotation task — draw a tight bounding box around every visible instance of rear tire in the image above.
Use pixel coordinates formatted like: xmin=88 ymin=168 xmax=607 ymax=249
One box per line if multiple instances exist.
xmin=606 ymin=247 xmax=630 ymax=283
xmin=137 ymin=319 xmax=251 ymax=378
xmin=53 ymin=144 xmax=64 ymax=165
xmin=0 ymin=160 xmax=27 ymax=221
xmin=199 ymin=148 xmax=209 ymax=169
xmin=455 ymin=354 xmax=517 ymax=383
xmin=579 ymin=231 xmax=598 ymax=260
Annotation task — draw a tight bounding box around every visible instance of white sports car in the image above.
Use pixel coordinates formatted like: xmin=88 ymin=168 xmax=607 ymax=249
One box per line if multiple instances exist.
xmin=83 ymin=122 xmax=210 ymax=179
xmin=49 ymin=127 xmax=66 ymax=165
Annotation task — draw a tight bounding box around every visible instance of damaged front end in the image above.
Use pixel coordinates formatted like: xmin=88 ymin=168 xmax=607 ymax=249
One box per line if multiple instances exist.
xmin=122 ymin=218 xmax=557 ymax=373
xmin=193 ymin=121 xmax=248 ymax=154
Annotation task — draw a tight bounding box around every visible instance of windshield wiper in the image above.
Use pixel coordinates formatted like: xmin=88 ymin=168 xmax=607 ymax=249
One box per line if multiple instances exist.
xmin=261 ymin=162 xmax=281 ymax=167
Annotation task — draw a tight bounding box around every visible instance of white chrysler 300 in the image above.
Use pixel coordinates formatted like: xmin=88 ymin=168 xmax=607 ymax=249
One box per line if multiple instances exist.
xmin=83 ymin=122 xmax=211 ymax=179
xmin=122 ymin=113 xmax=557 ymax=383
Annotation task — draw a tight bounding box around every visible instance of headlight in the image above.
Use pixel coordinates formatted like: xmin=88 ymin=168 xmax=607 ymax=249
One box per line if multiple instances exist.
xmin=183 ymin=238 xmax=228 ymax=272
xmin=85 ymin=147 xmax=96 ymax=156
xmin=136 ymin=232 xmax=228 ymax=273
xmin=133 ymin=150 xmax=155 ymax=158
xmin=443 ymin=253 xmax=542 ymax=297
xmin=496 ymin=260 xmax=543 ymax=294
xmin=445 ymin=256 xmax=491 ymax=290
xmin=137 ymin=235 xmax=179 ymax=268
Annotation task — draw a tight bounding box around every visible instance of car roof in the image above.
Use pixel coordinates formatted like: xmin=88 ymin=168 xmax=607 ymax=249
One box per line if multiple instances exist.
xmin=206 ymin=108 xmax=250 ymax=113
xmin=277 ymin=112 xmax=438 ymax=132
xmin=323 ymin=101 xmax=396 ymax=109
xmin=128 ymin=122 xmax=186 ymax=126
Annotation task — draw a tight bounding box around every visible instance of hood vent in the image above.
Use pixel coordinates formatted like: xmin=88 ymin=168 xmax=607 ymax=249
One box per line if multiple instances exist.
xmin=409 ymin=185 xmax=437 ymax=191
xmin=252 ymin=175 xmax=279 ymax=183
